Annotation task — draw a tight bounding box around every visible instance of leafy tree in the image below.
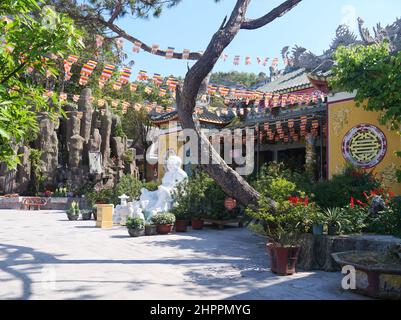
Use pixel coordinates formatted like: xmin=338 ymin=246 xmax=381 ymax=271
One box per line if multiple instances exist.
xmin=331 ymin=42 xmax=401 ymax=180
xmin=0 ymin=0 xmax=83 ymax=168
xmin=211 ymin=71 xmax=268 ymax=88
xmin=121 ymin=108 xmax=154 ymax=178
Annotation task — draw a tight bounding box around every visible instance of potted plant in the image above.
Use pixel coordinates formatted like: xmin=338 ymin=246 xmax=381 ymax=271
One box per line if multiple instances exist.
xmin=66 ymin=201 xmax=80 ymax=221
xmin=151 ymin=213 xmax=176 ymax=235
xmin=172 ymin=208 xmax=190 ymax=232
xmin=171 ymin=182 xmax=190 ymax=232
xmin=126 ymin=217 xmax=145 ymax=237
xmin=246 ymin=175 xmax=306 ymax=276
xmin=81 ymin=209 xmax=92 ymax=221
xmin=191 ymin=215 xmax=204 ymax=230
xmin=266 ymin=226 xmax=301 ymax=276
xmin=311 ymin=210 xmax=325 ymax=235
xmin=93 ymin=205 xmax=98 ymax=221
xmin=145 ymin=223 xmax=157 ymax=236
xmin=323 ymin=207 xmax=343 ymax=235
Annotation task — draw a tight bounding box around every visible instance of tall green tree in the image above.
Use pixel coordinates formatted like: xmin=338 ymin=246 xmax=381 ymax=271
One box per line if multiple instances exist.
xmin=0 ymin=0 xmax=83 ymax=168
xmin=331 ymin=42 xmax=401 ymax=181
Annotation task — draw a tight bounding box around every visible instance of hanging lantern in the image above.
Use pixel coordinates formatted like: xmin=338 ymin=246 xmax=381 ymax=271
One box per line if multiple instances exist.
xmin=281 ymin=94 xmax=288 ymax=108
xmin=224 ymin=198 xmax=237 ymax=210
xmin=312 ymin=119 xmax=319 ymax=129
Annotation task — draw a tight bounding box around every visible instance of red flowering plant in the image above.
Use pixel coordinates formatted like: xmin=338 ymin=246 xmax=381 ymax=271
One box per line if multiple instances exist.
xmin=341 ymin=187 xmax=397 ymax=235
xmin=247 ymin=176 xmax=316 ymax=245
xmin=341 ymin=197 xmax=369 ymax=234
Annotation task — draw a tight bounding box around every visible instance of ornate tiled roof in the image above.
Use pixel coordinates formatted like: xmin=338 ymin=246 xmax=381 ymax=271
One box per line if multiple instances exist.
xmin=257 ymin=68 xmax=312 ymax=94
xmin=226 ymin=103 xmax=327 ymax=129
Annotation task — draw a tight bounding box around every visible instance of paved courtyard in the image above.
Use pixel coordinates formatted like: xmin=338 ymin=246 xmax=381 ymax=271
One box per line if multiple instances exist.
xmin=0 ymin=210 xmax=366 ymax=300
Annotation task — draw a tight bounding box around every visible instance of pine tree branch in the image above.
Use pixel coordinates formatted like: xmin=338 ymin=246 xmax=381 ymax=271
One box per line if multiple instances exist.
xmin=241 ymin=0 xmax=302 ymax=30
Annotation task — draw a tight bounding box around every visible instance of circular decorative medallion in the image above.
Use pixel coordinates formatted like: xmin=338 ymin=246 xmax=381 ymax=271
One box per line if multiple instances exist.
xmin=342 ymin=124 xmax=387 ymax=169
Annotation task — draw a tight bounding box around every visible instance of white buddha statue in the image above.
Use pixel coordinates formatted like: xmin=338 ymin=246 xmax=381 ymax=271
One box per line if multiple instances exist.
xmin=130 ymin=155 xmax=188 ymax=221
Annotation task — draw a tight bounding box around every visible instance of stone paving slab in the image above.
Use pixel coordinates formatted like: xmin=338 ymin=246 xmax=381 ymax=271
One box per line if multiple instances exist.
xmin=0 ymin=210 xmax=368 ymax=300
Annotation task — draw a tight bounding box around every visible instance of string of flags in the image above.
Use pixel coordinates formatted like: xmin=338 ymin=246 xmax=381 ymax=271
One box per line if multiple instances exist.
xmin=49 ymin=89 xmax=175 ymax=114
xmin=98 ymin=36 xmax=283 ymax=67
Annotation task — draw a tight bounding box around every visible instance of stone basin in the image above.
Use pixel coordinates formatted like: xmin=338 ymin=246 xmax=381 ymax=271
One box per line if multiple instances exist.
xmin=332 ymin=251 xmax=401 ymax=300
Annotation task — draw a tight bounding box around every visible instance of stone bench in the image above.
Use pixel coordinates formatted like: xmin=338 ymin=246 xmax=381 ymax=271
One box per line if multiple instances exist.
xmin=296 ymin=234 xmax=401 ymax=272
xmin=21 ymin=197 xmax=49 ymax=210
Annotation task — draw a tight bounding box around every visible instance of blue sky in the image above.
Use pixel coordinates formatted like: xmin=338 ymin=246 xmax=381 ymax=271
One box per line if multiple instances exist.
xmin=111 ymin=0 xmax=401 ymax=78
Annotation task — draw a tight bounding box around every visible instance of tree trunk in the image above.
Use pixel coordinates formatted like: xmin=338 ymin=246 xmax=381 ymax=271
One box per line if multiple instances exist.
xmin=177 ymin=92 xmax=276 ymax=210
xmin=174 ymin=0 xmax=302 ymax=209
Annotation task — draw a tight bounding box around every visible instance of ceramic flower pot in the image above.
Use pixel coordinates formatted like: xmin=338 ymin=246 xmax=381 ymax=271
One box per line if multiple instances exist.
xmin=312 ymin=224 xmax=324 ymax=235
xmin=67 ymin=214 xmax=79 ymax=221
xmin=191 ymin=218 xmax=204 ymax=230
xmin=266 ymin=243 xmax=301 ymax=276
xmin=81 ymin=211 xmax=92 ymax=221
xmin=328 ymin=224 xmax=339 ymax=236
xmin=145 ymin=225 xmax=157 ymax=236
xmin=156 ymin=224 xmax=173 ymax=235
xmin=128 ymin=228 xmax=145 ymax=237
xmin=175 ymin=220 xmax=188 ymax=232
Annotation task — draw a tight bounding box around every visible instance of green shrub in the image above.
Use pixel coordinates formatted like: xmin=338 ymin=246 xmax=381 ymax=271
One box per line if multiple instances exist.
xmin=367 ymin=196 xmax=401 ymax=237
xmin=142 ymin=180 xmax=159 ymax=192
xmin=151 ymin=213 xmax=176 ymax=225
xmin=247 ymin=172 xmax=317 ymax=244
xmin=171 ymin=181 xmax=190 ymax=220
xmin=341 ymin=204 xmax=369 ymax=234
xmin=126 ymin=217 xmax=145 ymax=229
xmin=171 ymin=169 xmax=234 ymax=220
xmin=115 ymin=175 xmax=142 ymax=202
xmin=85 ymin=188 xmax=115 ymax=206
xmin=311 ymin=166 xmax=380 ymax=208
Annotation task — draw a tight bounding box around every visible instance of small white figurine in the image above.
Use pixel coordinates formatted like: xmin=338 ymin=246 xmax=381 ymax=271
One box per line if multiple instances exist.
xmin=114 ymin=194 xmax=133 ymax=225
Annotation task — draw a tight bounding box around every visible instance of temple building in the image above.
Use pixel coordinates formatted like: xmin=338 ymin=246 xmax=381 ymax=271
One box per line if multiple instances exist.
xmin=149 ymin=67 xmax=401 ymax=194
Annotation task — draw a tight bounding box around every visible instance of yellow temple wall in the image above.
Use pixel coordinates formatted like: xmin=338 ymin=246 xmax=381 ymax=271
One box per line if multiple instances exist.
xmin=328 ymin=96 xmax=401 ymax=195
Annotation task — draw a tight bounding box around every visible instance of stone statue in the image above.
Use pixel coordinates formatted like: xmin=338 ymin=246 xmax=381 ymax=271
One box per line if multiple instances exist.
xmin=114 ymin=194 xmax=133 ymax=225
xmin=130 ymin=155 xmax=188 ymax=221
xmin=369 ymin=196 xmax=386 ymax=215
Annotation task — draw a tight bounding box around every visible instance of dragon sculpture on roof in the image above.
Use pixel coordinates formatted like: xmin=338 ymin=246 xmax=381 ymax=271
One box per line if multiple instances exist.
xmin=281 ymin=17 xmax=401 ymax=74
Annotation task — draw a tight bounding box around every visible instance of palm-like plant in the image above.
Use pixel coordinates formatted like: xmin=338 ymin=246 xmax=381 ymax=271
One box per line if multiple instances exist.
xmin=323 ymin=207 xmax=344 ymax=235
